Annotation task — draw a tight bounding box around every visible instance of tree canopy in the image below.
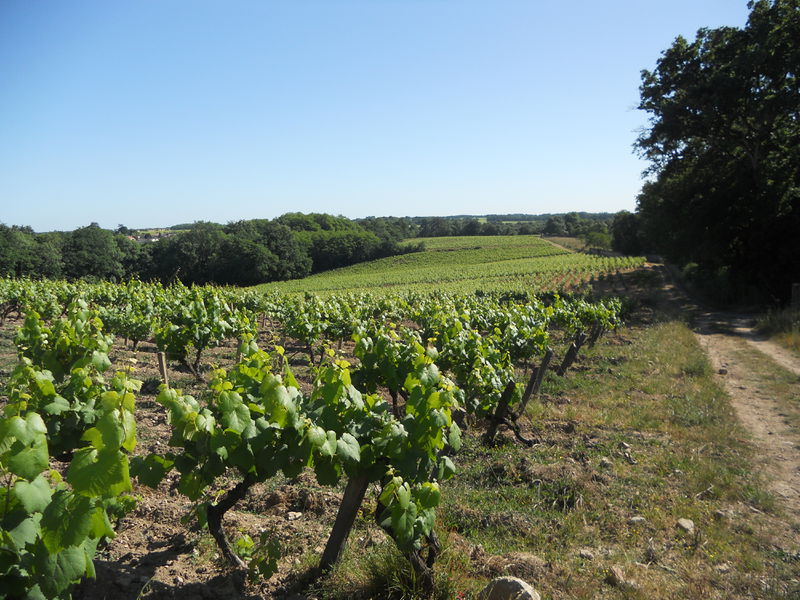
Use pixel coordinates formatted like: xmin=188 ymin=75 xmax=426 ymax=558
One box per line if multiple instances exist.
xmin=0 ymin=214 xmax=423 ymax=287
xmin=634 ymin=0 xmax=799 ymax=301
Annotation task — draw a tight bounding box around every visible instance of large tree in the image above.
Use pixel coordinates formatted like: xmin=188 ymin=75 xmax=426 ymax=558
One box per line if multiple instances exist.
xmin=62 ymin=224 xmax=124 ymax=281
xmin=0 ymin=225 xmax=36 ymax=276
xmin=635 ymin=0 xmax=799 ymax=301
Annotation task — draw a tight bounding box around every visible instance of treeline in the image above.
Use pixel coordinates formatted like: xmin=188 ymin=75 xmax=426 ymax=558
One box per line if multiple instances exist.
xmin=0 ymin=211 xmax=627 ymax=286
xmin=0 ymin=214 xmax=420 ymax=286
xmin=447 ymin=212 xmax=616 ymax=223
xmin=412 ymin=217 xmax=540 ymax=237
xmin=540 ymin=212 xmax=613 ymax=247
xmin=618 ymin=0 xmax=799 ymax=304
xmin=410 ymin=212 xmax=614 ymax=242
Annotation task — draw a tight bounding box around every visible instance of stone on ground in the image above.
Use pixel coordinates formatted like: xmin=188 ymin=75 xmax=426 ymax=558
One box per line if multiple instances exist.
xmin=478 ymin=576 xmax=541 ymax=600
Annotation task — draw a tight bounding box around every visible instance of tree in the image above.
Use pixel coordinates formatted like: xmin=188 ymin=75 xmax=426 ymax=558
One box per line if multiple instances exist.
xmin=214 ymin=237 xmax=279 ymax=286
xmin=0 ymin=225 xmax=36 ymax=276
xmin=32 ymin=233 xmax=64 ymax=279
xmin=357 ymin=216 xmax=419 ymax=242
xmin=542 ymin=216 xmax=567 ymax=236
xmin=224 ymin=219 xmax=311 ymax=280
xmin=115 ymin=235 xmax=144 ymax=279
xmin=563 ymin=212 xmax=582 ymax=236
xmin=583 ymin=231 xmax=612 ymax=250
xmin=146 ymin=223 xmax=225 ymax=284
xmin=62 ymin=224 xmax=124 ymax=281
xmin=611 ymin=211 xmax=643 ymax=255
xmin=462 ymin=219 xmax=482 ymax=236
xmin=635 ymin=0 xmax=800 ymax=301
xmin=417 ymin=218 xmax=455 ymax=237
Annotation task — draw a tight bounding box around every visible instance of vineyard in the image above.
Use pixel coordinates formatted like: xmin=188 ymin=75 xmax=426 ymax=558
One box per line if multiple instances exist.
xmin=263 ymin=236 xmax=645 ymax=295
xmin=1 ymin=262 xmax=791 ymax=599
xmin=0 ymin=273 xmax=627 ymax=599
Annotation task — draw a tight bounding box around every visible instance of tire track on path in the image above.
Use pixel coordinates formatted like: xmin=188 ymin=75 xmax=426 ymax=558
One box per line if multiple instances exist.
xmin=693 ymin=310 xmax=800 ymax=551
xmin=654 ymin=264 xmax=800 ymax=550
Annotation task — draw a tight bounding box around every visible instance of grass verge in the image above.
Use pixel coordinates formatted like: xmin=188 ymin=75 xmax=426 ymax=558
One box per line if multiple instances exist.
xmin=758 ymin=307 xmax=800 ymax=353
xmin=316 ymin=318 xmax=799 ymax=599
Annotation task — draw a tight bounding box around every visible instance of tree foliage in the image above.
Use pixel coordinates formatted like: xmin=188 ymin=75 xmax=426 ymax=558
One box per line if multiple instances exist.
xmin=635 ymin=0 xmax=800 ymax=301
xmin=0 ymin=211 xmax=619 ymax=286
xmin=62 ymin=224 xmax=125 ymax=282
xmin=0 ymin=214 xmax=424 ymax=287
xmin=611 ymin=211 xmax=643 ymax=256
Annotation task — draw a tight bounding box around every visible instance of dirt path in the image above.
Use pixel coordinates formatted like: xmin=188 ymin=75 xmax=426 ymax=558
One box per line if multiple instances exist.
xmin=693 ymin=309 xmax=800 ymax=547
xmin=716 ymin=313 xmax=800 ymax=376
xmin=651 ymin=264 xmax=800 ymax=548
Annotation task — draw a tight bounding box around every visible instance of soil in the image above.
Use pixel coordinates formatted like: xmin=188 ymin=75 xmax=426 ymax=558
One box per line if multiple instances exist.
xmin=705 ymin=312 xmax=800 ymax=377
xmin=693 ymin=309 xmax=800 ymax=551
xmin=655 ymin=265 xmax=800 ymax=554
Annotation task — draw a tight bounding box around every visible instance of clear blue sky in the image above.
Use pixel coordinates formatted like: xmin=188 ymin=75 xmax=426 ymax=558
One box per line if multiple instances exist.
xmin=1 ymin=0 xmax=751 ymax=232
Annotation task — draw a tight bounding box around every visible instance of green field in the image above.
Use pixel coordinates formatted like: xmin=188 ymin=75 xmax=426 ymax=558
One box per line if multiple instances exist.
xmin=262 ymin=235 xmax=644 ymax=295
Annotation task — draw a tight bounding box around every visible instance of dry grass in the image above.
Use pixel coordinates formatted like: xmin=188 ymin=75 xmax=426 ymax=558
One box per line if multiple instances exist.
xmin=316 ymin=315 xmax=800 ymax=599
xmin=757 ymin=307 xmax=800 ymax=353
xmin=543 ymin=237 xmax=585 ymax=252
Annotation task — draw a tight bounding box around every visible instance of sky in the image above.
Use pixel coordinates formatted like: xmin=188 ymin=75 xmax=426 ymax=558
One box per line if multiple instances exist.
xmin=0 ymin=1 xmax=752 ymax=232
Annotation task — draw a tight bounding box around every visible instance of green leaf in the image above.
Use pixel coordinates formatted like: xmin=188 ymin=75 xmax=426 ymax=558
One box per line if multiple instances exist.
xmin=121 ymin=411 xmax=137 ymax=452
xmin=228 ymin=442 xmax=255 ymax=474
xmin=306 ymin=425 xmax=326 ymax=450
xmin=6 ymin=513 xmax=42 ymax=548
xmin=335 ymin=433 xmax=360 ymax=466
xmin=6 ymin=415 xmax=49 ymax=480
xmin=419 ymin=364 xmax=440 ymax=388
xmin=22 ymin=585 xmax=48 ymax=600
xmin=13 ymin=474 xmax=53 ymax=513
xmin=42 ymin=395 xmax=70 ymax=415
xmin=261 ymin=377 xmax=289 ymax=427
xmin=218 ymin=391 xmax=251 ymax=434
xmin=32 ymin=371 xmax=57 ymax=397
xmin=177 ymin=471 xmax=206 ymax=501
xmin=67 ymin=447 xmax=131 ymax=497
xmin=130 ymin=454 xmax=174 ymax=488
xmin=89 ymin=504 xmax=115 ymax=540
xmin=416 ymin=507 xmax=436 ymax=537
xmin=319 ymin=430 xmax=337 ymax=458
xmin=84 ymin=411 xmax=124 ymax=450
xmin=379 ymin=476 xmax=403 ymax=507
xmin=430 ymin=408 xmax=448 ymax=429
xmin=2 ymin=416 xmax=29 ymax=444
xmin=91 ymin=351 xmax=112 ymax=373
xmin=390 ymin=501 xmax=417 ymax=550
xmin=32 ymin=541 xmax=91 ymax=597
xmin=314 ymin=457 xmax=340 ymax=486
xmin=17 ymin=412 xmax=48 ymax=444
xmin=447 ymin=423 xmax=462 ymax=451
xmin=396 ymin=482 xmax=411 ymax=510
xmin=436 ymin=456 xmax=456 ymax=481
xmin=40 ymin=490 xmax=93 ymax=553
xmin=415 ymin=482 xmax=441 ymax=510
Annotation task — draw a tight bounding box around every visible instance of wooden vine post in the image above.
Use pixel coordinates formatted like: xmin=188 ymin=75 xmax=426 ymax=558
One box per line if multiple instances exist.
xmin=514 ymin=348 xmax=554 ymax=419
xmin=557 ymin=330 xmax=587 ymax=376
xmin=157 ymin=351 xmax=169 ymax=388
xmin=319 ymin=473 xmax=370 ymax=572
